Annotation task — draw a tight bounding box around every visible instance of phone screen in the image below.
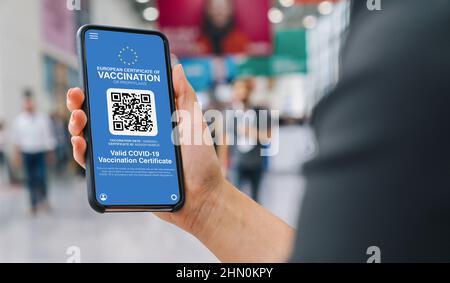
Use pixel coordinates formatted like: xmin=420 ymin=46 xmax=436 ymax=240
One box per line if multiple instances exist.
xmin=83 ymin=28 xmax=182 ymax=207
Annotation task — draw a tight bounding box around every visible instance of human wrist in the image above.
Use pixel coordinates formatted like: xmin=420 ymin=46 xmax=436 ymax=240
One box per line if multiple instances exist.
xmin=184 ymin=177 xmax=231 ymax=240
xmin=188 ymin=179 xmax=295 ymax=263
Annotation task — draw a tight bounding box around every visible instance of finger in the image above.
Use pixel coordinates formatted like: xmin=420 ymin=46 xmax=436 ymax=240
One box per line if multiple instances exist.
xmin=71 ymin=136 xmax=87 ymax=169
xmin=172 ymin=64 xmax=202 ymax=121
xmin=68 ymin=110 xmax=87 ymax=137
xmin=172 ymin=65 xmax=214 ymax=147
xmin=172 ymin=64 xmax=197 ymax=104
xmin=154 ymin=212 xmax=174 ymax=222
xmin=67 ymin=88 xmax=85 ymax=112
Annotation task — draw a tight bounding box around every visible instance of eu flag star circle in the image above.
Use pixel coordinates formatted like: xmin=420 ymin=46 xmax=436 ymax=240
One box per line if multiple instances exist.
xmin=118 ymin=46 xmax=139 ymax=66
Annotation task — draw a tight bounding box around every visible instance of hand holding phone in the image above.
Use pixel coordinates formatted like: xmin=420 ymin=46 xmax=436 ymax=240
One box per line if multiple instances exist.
xmin=76 ymin=25 xmax=225 ymax=213
xmin=68 ymin=60 xmax=293 ymax=263
xmin=74 ymin=26 xmax=224 ymax=215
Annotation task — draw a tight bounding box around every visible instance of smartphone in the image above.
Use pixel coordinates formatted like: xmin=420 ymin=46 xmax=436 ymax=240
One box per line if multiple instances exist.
xmin=77 ymin=25 xmax=184 ymax=213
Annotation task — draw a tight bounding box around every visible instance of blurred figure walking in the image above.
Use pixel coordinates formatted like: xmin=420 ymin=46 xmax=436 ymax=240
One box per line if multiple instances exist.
xmin=224 ymin=79 xmax=272 ymax=202
xmin=12 ymin=90 xmax=56 ymax=215
xmin=50 ymin=111 xmax=71 ymax=176
xmin=0 ymin=120 xmax=8 ymax=188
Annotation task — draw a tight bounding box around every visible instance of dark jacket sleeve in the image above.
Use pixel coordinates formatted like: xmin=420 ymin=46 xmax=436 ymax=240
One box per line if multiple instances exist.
xmin=291 ymin=0 xmax=450 ymax=263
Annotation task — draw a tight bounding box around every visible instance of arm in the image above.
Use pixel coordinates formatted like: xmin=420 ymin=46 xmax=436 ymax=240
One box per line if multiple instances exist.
xmin=43 ymin=116 xmax=57 ymax=165
xmin=194 ymin=180 xmax=295 ymax=262
xmin=216 ymin=142 xmax=229 ymax=176
xmin=236 ymin=110 xmax=272 ymax=145
xmin=10 ymin=120 xmax=22 ymax=169
xmin=13 ymin=145 xmax=22 ymax=169
xmin=67 ymin=64 xmax=295 ymax=263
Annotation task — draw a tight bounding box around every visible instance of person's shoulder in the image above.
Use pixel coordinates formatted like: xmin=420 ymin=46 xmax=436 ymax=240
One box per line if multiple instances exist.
xmin=13 ymin=112 xmax=26 ymax=123
xmin=252 ymin=106 xmax=270 ymax=113
xmin=39 ymin=113 xmax=53 ymax=124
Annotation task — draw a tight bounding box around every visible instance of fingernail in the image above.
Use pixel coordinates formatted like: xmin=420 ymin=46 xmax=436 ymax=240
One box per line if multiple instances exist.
xmin=71 ymin=137 xmax=76 ymax=146
xmin=178 ymin=64 xmax=185 ymax=75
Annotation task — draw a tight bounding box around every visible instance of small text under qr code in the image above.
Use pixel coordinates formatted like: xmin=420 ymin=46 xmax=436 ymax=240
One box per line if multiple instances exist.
xmin=106 ymin=88 xmax=158 ymax=136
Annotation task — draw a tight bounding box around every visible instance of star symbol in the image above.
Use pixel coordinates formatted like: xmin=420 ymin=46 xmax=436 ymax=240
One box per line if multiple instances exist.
xmin=118 ymin=46 xmax=138 ymax=66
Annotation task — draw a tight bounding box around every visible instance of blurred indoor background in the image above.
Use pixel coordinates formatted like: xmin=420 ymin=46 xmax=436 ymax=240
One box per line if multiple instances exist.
xmin=0 ymin=0 xmax=349 ymax=262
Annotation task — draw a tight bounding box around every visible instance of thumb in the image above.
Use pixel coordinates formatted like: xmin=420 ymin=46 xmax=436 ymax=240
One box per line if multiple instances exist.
xmin=172 ymin=64 xmax=198 ymax=112
xmin=171 ymin=64 xmax=212 ymax=146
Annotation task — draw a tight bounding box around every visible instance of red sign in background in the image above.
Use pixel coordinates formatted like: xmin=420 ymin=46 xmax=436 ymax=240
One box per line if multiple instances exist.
xmin=158 ymin=0 xmax=272 ymax=57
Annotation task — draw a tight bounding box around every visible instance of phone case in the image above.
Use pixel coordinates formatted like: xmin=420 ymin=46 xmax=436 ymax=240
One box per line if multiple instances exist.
xmin=76 ymin=24 xmax=185 ymax=213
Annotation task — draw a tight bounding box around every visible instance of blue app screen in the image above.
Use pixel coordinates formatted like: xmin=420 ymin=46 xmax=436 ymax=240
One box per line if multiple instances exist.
xmin=84 ymin=29 xmax=181 ymax=206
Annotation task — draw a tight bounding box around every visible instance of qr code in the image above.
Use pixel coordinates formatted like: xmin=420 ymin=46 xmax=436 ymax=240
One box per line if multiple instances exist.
xmin=106 ymin=88 xmax=158 ymax=136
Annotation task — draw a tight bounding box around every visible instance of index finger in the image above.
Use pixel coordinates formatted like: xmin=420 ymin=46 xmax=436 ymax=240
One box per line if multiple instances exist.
xmin=67 ymin=88 xmax=85 ymax=112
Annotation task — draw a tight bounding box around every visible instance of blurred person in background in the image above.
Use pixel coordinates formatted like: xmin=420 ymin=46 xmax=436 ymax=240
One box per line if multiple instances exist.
xmin=220 ymin=79 xmax=271 ymax=202
xmin=12 ymin=90 xmax=56 ymax=215
xmin=50 ymin=111 xmax=71 ymax=175
xmin=0 ymin=120 xmax=8 ymax=188
xmin=68 ymin=0 xmax=450 ymax=262
xmin=198 ymin=0 xmax=249 ymax=55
